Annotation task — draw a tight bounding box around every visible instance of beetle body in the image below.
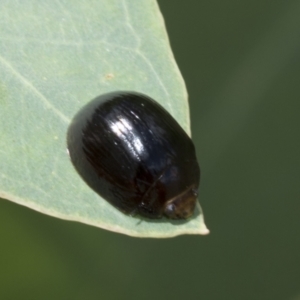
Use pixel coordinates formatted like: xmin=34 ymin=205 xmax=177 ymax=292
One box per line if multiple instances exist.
xmin=67 ymin=91 xmax=200 ymax=219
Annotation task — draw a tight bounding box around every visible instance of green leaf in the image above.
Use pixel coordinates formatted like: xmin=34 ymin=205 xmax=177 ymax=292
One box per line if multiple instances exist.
xmin=0 ymin=0 xmax=209 ymax=238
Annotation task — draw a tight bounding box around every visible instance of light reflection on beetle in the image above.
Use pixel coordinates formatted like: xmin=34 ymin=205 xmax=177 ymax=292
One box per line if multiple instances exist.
xmin=67 ymin=91 xmax=200 ymax=220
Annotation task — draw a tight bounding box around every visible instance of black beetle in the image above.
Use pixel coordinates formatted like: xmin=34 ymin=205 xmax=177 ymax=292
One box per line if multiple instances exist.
xmin=67 ymin=91 xmax=200 ymax=220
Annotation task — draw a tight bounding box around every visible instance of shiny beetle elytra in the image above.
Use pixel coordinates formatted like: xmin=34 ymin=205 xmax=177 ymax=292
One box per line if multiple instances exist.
xmin=67 ymin=91 xmax=200 ymax=220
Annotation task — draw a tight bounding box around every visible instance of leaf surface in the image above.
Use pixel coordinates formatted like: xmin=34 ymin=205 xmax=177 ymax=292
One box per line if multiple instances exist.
xmin=0 ymin=0 xmax=208 ymax=237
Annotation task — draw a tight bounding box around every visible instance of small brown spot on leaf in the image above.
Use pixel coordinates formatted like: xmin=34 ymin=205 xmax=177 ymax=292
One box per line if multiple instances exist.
xmin=105 ymin=73 xmax=114 ymax=80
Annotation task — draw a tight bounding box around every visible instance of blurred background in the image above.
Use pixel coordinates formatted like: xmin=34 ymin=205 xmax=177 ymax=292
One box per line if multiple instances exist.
xmin=1 ymin=1 xmax=299 ymax=299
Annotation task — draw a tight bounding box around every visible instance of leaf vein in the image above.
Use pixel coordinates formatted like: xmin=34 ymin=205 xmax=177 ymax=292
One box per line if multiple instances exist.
xmin=0 ymin=54 xmax=70 ymax=124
